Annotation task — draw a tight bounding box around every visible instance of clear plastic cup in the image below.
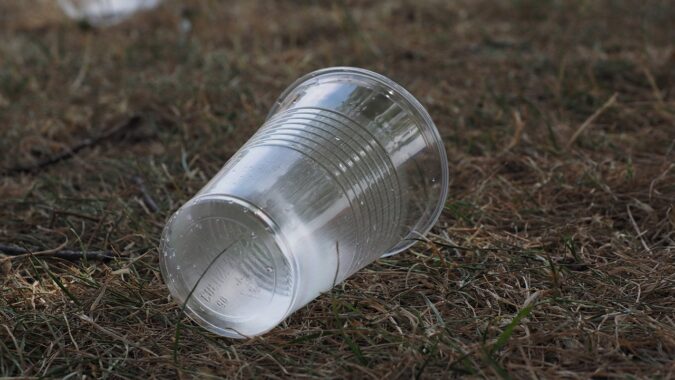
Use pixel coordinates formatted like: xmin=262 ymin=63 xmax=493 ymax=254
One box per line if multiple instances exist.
xmin=160 ymin=67 xmax=448 ymax=338
xmin=57 ymin=0 xmax=161 ymax=26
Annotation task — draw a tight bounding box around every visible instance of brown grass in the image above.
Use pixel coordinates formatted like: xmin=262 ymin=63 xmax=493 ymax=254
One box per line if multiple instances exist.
xmin=1 ymin=0 xmax=674 ymax=378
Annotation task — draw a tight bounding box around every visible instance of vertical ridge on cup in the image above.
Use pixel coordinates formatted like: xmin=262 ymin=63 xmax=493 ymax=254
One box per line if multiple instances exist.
xmin=160 ymin=67 xmax=448 ymax=337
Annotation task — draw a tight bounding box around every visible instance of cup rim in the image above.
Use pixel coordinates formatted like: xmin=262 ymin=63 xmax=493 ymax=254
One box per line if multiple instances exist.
xmin=267 ymin=66 xmax=448 ymax=257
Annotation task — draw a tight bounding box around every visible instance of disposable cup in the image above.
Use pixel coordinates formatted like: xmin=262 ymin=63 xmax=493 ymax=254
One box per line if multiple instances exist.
xmin=160 ymin=67 xmax=448 ymax=338
xmin=57 ymin=0 xmax=161 ymax=26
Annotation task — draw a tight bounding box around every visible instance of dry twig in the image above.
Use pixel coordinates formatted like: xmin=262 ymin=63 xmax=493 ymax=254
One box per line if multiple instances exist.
xmin=566 ymin=93 xmax=618 ymax=148
xmin=0 ymin=243 xmax=118 ymax=262
xmin=2 ymin=115 xmax=142 ymax=175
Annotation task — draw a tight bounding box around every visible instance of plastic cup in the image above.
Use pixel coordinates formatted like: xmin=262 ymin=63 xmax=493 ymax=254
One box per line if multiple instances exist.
xmin=160 ymin=67 xmax=448 ymax=338
xmin=57 ymin=0 xmax=161 ymax=26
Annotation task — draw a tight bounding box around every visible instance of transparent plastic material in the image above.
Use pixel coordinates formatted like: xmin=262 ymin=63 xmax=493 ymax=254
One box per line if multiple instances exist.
xmin=57 ymin=0 xmax=161 ymax=26
xmin=160 ymin=67 xmax=448 ymax=338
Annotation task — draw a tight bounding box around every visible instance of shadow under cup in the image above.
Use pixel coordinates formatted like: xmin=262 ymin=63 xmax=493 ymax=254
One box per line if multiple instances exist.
xmin=160 ymin=67 xmax=448 ymax=338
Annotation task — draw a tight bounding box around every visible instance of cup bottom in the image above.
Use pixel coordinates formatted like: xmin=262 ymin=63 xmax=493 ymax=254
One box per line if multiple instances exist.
xmin=160 ymin=195 xmax=296 ymax=338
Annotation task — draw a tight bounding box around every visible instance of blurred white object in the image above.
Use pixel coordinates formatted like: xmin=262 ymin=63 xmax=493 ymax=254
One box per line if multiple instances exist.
xmin=57 ymin=0 xmax=161 ymax=26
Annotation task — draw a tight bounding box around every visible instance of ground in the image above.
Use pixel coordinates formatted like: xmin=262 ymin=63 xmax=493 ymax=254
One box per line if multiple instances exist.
xmin=1 ymin=0 xmax=674 ymax=378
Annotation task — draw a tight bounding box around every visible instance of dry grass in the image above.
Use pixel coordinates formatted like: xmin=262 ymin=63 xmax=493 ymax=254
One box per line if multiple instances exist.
xmin=1 ymin=0 xmax=674 ymax=378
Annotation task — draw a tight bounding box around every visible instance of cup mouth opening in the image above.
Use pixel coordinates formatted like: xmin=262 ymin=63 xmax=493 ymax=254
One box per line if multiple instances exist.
xmin=159 ymin=194 xmax=299 ymax=338
xmin=268 ymin=67 xmax=449 ymax=256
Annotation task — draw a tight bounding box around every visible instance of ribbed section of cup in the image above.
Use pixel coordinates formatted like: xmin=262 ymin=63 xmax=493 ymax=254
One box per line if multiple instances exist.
xmin=266 ymin=67 xmax=449 ymax=257
xmin=247 ymin=107 xmax=403 ymax=275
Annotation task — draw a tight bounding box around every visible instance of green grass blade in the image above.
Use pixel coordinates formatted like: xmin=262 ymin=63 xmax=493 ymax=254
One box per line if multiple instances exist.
xmin=492 ymin=304 xmax=534 ymax=353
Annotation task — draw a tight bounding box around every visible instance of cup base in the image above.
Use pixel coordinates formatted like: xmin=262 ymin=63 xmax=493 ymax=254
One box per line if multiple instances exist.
xmin=160 ymin=195 xmax=296 ymax=338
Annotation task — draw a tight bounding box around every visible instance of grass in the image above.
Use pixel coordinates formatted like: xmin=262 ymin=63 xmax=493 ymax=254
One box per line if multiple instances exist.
xmin=1 ymin=0 xmax=674 ymax=378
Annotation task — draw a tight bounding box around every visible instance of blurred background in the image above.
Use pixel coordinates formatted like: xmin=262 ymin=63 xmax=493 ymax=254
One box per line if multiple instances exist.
xmin=1 ymin=0 xmax=673 ymax=378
